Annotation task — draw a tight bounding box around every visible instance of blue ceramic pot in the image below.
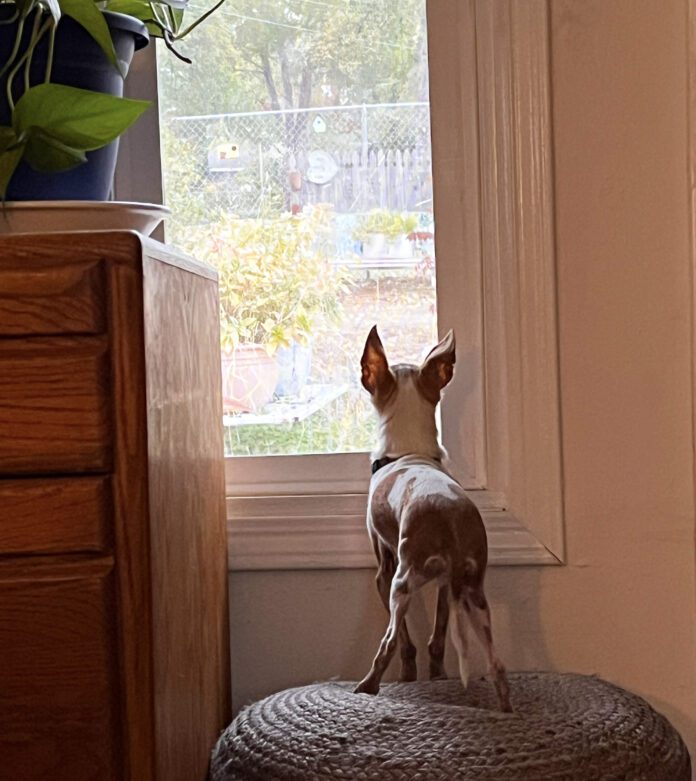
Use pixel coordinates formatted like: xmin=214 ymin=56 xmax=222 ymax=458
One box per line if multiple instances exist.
xmin=0 ymin=8 xmax=149 ymax=200
xmin=274 ymin=341 xmax=313 ymax=397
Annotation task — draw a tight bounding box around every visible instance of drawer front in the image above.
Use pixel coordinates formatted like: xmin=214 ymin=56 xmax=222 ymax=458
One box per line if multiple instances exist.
xmin=0 ymin=338 xmax=111 ymax=474
xmin=0 ymin=260 xmax=105 ymax=337
xmin=0 ymin=560 xmax=123 ymax=781
xmin=0 ymin=477 xmax=111 ymax=555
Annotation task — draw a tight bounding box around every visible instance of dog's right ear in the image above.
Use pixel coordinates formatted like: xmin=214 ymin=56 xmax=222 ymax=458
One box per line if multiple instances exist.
xmin=361 ymin=326 xmax=395 ymax=398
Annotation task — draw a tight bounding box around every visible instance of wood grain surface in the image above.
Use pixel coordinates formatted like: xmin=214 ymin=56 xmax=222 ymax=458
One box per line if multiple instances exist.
xmin=0 ymin=557 xmax=122 ymax=781
xmin=0 ymin=477 xmax=111 ymax=555
xmin=142 ymin=251 xmax=230 ymax=781
xmin=106 ymin=254 xmax=157 ymax=781
xmin=0 ymin=233 xmax=230 ymax=781
xmin=0 ymin=260 xmax=106 ymax=337
xmin=0 ymin=336 xmax=111 ymax=474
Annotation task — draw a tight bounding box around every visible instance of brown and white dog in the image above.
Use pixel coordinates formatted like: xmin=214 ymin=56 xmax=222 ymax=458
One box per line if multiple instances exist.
xmin=354 ymin=326 xmax=512 ymax=712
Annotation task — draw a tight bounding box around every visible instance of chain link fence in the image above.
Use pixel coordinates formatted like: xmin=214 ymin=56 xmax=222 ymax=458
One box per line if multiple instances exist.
xmin=161 ymin=102 xmax=433 ymax=229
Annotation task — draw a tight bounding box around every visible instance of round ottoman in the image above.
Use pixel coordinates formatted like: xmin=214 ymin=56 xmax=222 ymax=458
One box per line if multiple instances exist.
xmin=210 ymin=673 xmax=691 ymax=780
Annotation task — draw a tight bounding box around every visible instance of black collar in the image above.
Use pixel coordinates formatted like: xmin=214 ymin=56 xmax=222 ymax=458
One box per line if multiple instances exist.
xmin=371 ymin=456 xmax=399 ymax=475
xmin=371 ymin=455 xmax=441 ymax=475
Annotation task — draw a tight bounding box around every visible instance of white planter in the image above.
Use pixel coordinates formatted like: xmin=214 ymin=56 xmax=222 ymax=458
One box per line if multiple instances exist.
xmin=388 ymin=235 xmax=413 ymax=259
xmin=362 ymin=233 xmax=387 ymax=259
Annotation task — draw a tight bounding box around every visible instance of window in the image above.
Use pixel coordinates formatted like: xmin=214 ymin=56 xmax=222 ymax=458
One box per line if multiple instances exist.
xmin=157 ymin=0 xmax=438 ymax=461
xmin=116 ymin=0 xmax=565 ymax=570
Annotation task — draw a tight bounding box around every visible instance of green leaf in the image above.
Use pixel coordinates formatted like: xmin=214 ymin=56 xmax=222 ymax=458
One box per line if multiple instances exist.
xmin=103 ymin=0 xmax=151 ymax=19
xmin=0 ymin=144 xmax=25 ymax=200
xmin=103 ymin=0 xmax=183 ymax=37
xmin=0 ymin=127 xmax=18 ymax=154
xmin=24 ymin=128 xmax=86 ymax=172
xmin=59 ymin=0 xmax=119 ymax=73
xmin=14 ymin=83 xmax=150 ymax=151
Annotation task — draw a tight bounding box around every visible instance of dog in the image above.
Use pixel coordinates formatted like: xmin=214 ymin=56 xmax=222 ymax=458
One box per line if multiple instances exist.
xmin=354 ymin=326 xmax=512 ymax=712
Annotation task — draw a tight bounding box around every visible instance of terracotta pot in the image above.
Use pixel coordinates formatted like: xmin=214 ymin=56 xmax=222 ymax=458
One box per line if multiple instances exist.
xmin=221 ymin=345 xmax=279 ymax=413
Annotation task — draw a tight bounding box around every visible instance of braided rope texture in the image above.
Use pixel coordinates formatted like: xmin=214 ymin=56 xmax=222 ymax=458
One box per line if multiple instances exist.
xmin=210 ymin=673 xmax=691 ymax=781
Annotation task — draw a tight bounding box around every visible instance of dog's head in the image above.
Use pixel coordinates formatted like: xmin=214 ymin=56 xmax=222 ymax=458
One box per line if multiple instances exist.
xmin=360 ymin=326 xmax=456 ymax=411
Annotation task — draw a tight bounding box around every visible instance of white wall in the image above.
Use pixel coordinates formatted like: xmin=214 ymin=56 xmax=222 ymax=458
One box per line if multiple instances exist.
xmin=229 ymin=0 xmax=696 ymax=759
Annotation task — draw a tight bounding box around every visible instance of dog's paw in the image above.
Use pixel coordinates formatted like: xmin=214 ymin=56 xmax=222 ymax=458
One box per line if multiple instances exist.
xmin=354 ymin=679 xmax=380 ymax=695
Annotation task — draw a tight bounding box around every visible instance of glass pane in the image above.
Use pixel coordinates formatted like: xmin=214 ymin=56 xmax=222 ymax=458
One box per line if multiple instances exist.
xmin=157 ymin=0 xmax=437 ymax=456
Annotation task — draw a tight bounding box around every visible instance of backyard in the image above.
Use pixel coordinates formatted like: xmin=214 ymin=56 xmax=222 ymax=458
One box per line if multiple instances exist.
xmin=157 ymin=0 xmax=437 ymax=457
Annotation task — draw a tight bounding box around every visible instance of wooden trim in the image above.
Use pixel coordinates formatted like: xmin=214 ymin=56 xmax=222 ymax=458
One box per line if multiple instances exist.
xmin=475 ymin=0 xmax=564 ymax=562
xmin=688 ymin=0 xmax=696 ymax=581
xmin=107 ymin=253 xmax=156 ymax=781
xmin=427 ymin=0 xmax=487 ymax=488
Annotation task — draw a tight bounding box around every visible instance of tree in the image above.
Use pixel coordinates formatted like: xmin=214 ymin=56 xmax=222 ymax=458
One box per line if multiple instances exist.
xmin=158 ymin=0 xmax=428 ymax=117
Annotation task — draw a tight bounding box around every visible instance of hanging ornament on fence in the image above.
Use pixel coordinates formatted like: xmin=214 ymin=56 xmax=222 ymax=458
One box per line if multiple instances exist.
xmin=306 ymin=150 xmax=338 ymax=185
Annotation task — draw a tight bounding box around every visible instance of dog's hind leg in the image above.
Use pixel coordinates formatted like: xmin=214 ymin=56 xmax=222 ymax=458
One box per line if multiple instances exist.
xmin=448 ymin=594 xmax=471 ymax=688
xmin=428 ymin=584 xmax=449 ymax=679
xmin=466 ymin=587 xmax=512 ymax=712
xmin=355 ymin=563 xmax=412 ymax=695
xmin=375 ymin=545 xmax=417 ymax=681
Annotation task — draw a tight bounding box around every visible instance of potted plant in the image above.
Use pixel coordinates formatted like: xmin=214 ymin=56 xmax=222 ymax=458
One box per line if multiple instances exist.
xmin=352 ymin=209 xmax=419 ymax=260
xmin=198 ymin=205 xmax=350 ymax=413
xmin=0 ymin=0 xmax=223 ymax=200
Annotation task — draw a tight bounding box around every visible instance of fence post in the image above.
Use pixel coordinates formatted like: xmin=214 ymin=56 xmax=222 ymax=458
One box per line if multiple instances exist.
xmin=361 ymin=104 xmax=369 ymax=165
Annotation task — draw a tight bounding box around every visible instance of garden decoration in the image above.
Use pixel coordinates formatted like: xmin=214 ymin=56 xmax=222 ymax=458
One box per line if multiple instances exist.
xmin=0 ymin=0 xmax=224 ymax=200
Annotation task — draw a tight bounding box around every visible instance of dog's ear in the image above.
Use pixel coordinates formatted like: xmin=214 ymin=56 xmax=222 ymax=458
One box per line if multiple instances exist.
xmin=361 ymin=326 xmax=395 ymax=398
xmin=418 ymin=330 xmax=456 ymax=403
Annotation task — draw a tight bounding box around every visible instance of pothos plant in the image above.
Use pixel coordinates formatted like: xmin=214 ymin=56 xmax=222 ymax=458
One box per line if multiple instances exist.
xmin=0 ymin=0 xmax=224 ymax=196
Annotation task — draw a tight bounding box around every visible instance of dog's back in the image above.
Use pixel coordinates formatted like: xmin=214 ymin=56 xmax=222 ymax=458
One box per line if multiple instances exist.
xmin=368 ymin=456 xmax=487 ymax=591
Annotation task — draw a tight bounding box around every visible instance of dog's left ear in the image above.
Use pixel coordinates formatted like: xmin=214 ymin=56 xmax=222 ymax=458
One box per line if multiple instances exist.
xmin=419 ymin=330 xmax=456 ymax=403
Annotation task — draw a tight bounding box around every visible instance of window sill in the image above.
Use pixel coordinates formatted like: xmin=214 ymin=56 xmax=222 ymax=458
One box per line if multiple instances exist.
xmin=226 ymin=490 xmax=562 ymax=571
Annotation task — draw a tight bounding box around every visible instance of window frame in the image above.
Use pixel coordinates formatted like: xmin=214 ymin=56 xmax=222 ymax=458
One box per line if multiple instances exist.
xmin=118 ymin=0 xmax=564 ymax=571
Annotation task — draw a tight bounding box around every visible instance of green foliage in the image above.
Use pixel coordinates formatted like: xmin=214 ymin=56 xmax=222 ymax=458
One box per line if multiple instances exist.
xmin=224 ymin=388 xmax=376 ymax=456
xmin=0 ymin=0 xmax=224 ymax=196
xmin=158 ymin=0 xmax=428 ymax=116
xmin=352 ymin=209 xmax=419 ymax=242
xmin=196 ymin=204 xmax=352 ymax=353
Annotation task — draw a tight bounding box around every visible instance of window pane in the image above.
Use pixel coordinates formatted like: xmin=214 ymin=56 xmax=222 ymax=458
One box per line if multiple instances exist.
xmin=157 ymin=0 xmax=437 ymax=457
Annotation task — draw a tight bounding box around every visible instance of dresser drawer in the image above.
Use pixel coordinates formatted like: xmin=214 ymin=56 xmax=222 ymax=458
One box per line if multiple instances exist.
xmin=0 ymin=477 xmax=111 ymax=555
xmin=0 ymin=559 xmax=123 ymax=781
xmin=0 ymin=260 xmax=105 ymax=337
xmin=0 ymin=338 xmax=112 ymax=474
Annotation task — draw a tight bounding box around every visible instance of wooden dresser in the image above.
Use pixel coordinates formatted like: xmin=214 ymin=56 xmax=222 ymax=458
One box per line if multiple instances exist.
xmin=0 ymin=232 xmax=231 ymax=781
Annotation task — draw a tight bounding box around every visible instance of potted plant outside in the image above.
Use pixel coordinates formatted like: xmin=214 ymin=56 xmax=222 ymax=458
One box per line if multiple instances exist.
xmin=0 ymin=0 xmax=223 ymax=200
xmin=352 ymin=209 xmax=419 ymax=260
xmin=198 ymin=205 xmax=350 ymax=413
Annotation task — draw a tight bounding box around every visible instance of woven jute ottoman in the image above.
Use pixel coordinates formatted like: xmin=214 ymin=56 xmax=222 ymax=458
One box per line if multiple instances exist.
xmin=210 ymin=672 xmax=691 ymax=781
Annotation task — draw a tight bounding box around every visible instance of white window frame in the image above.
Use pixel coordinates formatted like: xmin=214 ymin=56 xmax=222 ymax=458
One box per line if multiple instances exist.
xmin=118 ymin=0 xmax=564 ymax=572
